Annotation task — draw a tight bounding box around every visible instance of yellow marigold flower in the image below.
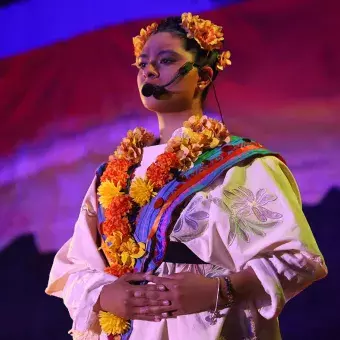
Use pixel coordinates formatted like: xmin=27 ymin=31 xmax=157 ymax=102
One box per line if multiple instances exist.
xmin=120 ymin=237 xmax=146 ymax=268
xmin=127 ymin=127 xmax=155 ymax=146
xmin=166 ymin=136 xmax=202 ymax=171
xmin=216 ymin=50 xmax=231 ymax=71
xmin=202 ymin=129 xmax=220 ymax=148
xmin=129 ymin=177 xmax=155 ymax=206
xmin=105 ymin=231 xmax=123 ymax=251
xmin=184 ymin=128 xmax=202 ymax=145
xmin=98 ymin=232 xmax=125 ymax=265
xmin=98 ymin=311 xmax=130 ymax=335
xmin=97 ymin=180 xmax=123 ymax=209
xmin=98 ymin=242 xmax=120 ymax=264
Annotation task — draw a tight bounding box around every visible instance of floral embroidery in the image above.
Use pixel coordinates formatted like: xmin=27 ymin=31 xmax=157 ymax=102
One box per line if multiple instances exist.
xmin=173 ymin=195 xmax=210 ymax=242
xmin=221 ymin=186 xmax=283 ymax=245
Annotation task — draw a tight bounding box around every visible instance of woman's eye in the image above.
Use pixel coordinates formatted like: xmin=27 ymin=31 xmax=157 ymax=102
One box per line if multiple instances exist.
xmin=138 ymin=62 xmax=147 ymax=69
xmin=160 ymin=58 xmax=175 ymax=65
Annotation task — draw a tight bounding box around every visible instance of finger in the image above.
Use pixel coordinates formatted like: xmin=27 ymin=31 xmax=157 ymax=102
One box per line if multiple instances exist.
xmin=133 ymin=284 xmax=167 ymax=298
xmin=145 ymin=275 xmax=177 ymax=286
xmin=143 ymin=290 xmax=173 ymax=301
xmin=132 ymin=315 xmax=163 ymax=322
xmin=122 ymin=272 xmax=148 ymax=282
xmin=163 ymin=273 xmax=185 ymax=279
xmin=133 ymin=305 xmax=177 ymax=315
xmin=149 ymin=299 xmax=171 ymax=307
xmin=147 ymin=273 xmax=184 ymax=280
xmin=129 ymin=298 xmax=171 ymax=307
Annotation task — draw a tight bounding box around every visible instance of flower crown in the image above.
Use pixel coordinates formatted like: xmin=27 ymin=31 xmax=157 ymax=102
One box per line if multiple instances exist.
xmin=132 ymin=12 xmax=231 ymax=71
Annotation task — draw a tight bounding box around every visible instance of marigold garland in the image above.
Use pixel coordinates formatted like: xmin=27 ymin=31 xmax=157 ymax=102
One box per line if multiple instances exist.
xmin=132 ymin=12 xmax=231 ymax=71
xmin=98 ymin=14 xmax=232 ymax=336
xmin=98 ymin=181 xmax=123 ymax=208
xmin=96 ymin=115 xmax=230 ymax=336
xmin=98 ymin=311 xmax=130 ymax=335
xmin=129 ymin=177 xmax=156 ymax=206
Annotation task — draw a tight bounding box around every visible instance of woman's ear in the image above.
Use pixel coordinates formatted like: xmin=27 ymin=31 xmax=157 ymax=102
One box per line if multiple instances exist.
xmin=197 ymin=66 xmax=214 ymax=91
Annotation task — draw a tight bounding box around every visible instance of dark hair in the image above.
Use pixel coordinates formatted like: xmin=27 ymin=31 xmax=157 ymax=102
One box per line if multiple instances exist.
xmin=155 ymin=16 xmax=220 ymax=103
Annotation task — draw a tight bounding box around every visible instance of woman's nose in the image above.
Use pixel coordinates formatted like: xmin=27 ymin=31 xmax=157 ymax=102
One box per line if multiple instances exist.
xmin=143 ymin=63 xmax=159 ymax=79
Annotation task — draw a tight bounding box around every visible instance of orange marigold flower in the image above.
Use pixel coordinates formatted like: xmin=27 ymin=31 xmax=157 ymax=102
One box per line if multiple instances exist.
xmin=184 ymin=115 xmax=230 ymax=143
xmin=181 ymin=12 xmax=224 ymax=51
xmin=105 ymin=263 xmax=133 ymax=277
xmin=165 ymin=136 xmax=202 ymax=171
xmin=101 ymin=159 xmax=132 ymax=188
xmin=133 ymin=22 xmax=158 ymax=57
xmin=146 ymin=163 xmax=172 ymax=190
xmin=105 ymin=195 xmax=133 ymax=219
xmin=114 ymin=141 xmax=143 ymax=164
xmin=102 ymin=218 xmax=131 ymax=236
xmin=127 ymin=127 xmax=155 ymax=147
xmin=183 ymin=115 xmax=201 ymax=132
xmin=156 ymin=152 xmax=179 ymax=169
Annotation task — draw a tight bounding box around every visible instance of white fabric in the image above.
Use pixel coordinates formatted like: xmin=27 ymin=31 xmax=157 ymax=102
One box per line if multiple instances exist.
xmin=46 ymin=132 xmax=327 ymax=340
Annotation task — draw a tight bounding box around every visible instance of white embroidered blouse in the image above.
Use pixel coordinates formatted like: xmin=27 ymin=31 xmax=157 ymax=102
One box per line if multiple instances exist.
xmin=46 ymin=129 xmax=327 ymax=340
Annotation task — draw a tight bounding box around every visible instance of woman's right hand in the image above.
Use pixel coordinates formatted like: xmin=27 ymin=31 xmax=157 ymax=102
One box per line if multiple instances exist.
xmin=99 ymin=272 xmax=172 ymax=321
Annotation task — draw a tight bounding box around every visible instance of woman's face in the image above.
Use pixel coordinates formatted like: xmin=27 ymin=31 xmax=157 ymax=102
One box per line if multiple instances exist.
xmin=136 ymin=32 xmax=200 ymax=113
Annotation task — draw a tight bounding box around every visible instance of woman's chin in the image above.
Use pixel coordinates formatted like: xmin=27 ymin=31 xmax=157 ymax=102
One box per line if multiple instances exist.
xmin=141 ymin=95 xmax=173 ymax=112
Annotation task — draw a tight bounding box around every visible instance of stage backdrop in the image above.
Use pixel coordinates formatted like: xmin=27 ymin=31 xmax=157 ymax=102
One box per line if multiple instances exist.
xmin=0 ymin=1 xmax=339 ymax=339
xmin=0 ymin=0 xmax=339 ymax=252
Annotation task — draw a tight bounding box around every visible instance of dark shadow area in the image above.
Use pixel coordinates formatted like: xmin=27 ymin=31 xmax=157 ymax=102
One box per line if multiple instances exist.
xmin=0 ymin=0 xmax=27 ymax=8
xmin=0 ymin=188 xmax=338 ymax=339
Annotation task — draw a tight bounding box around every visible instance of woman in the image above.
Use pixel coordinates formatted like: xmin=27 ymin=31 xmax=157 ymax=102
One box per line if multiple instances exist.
xmin=46 ymin=13 xmax=327 ymax=340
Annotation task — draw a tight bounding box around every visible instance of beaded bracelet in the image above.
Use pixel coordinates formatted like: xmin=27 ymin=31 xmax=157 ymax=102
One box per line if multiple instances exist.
xmin=221 ymin=276 xmax=235 ymax=308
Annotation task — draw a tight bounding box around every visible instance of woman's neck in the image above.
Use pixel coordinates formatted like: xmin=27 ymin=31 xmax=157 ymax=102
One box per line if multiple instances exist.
xmin=156 ymin=108 xmax=203 ymax=144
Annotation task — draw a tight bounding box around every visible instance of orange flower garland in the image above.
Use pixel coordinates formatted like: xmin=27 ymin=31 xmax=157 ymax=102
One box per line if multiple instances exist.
xmin=132 ymin=22 xmax=158 ymax=57
xmin=97 ymin=116 xmax=230 ymax=336
xmin=132 ymin=12 xmax=231 ymax=71
xmin=181 ymin=12 xmax=224 ymax=51
xmin=100 ymin=159 xmax=132 ymax=188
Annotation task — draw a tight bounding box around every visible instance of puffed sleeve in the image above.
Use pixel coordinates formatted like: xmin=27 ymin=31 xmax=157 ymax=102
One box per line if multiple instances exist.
xmin=171 ymin=155 xmax=327 ymax=319
xmin=45 ymin=177 xmax=117 ymax=339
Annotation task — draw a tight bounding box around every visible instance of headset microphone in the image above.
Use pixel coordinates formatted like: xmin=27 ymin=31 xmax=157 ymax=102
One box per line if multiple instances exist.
xmin=141 ymin=62 xmax=196 ymax=98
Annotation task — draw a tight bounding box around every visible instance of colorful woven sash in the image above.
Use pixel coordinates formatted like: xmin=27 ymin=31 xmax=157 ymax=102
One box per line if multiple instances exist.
xmin=95 ymin=136 xmax=283 ymax=340
xmin=132 ymin=136 xmax=283 ymax=274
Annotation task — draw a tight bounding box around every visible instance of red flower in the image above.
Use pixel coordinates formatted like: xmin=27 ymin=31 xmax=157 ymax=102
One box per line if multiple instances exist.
xmin=101 ymin=159 xmax=133 ymax=188
xmin=102 ymin=218 xmax=131 ymax=236
xmin=146 ymin=163 xmax=172 ymax=190
xmin=105 ymin=195 xmax=133 ymax=220
xmin=155 ymin=152 xmax=179 ymax=168
xmin=105 ymin=263 xmax=132 ymax=277
xmin=145 ymin=152 xmax=178 ymax=189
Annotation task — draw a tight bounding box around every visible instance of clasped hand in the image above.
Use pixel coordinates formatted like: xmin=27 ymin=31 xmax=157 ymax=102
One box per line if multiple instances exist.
xmin=100 ymin=272 xmax=218 ymax=322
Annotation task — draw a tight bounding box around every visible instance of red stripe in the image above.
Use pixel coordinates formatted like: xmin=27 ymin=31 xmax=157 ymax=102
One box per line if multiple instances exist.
xmin=147 ymin=144 xmax=262 ymax=240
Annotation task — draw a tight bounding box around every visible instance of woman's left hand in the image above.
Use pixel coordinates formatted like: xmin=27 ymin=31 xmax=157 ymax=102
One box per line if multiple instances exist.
xmin=141 ymin=272 xmax=219 ymax=317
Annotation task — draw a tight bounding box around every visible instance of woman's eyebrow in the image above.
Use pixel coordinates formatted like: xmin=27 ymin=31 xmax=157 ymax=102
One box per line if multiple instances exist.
xmin=139 ymin=50 xmax=181 ymax=59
